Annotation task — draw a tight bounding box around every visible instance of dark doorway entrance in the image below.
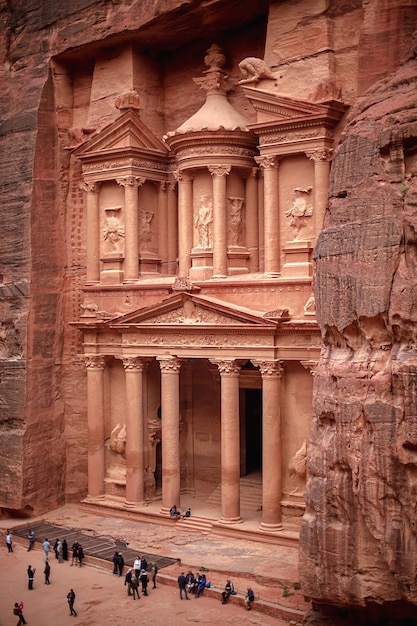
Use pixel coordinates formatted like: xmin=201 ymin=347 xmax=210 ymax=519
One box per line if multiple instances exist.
xmin=242 ymin=388 xmax=262 ymax=475
xmin=154 ymin=441 xmax=162 ymax=490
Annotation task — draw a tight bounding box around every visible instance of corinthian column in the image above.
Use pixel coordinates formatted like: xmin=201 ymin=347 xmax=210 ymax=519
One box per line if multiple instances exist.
xmin=80 ymin=181 xmax=101 ymax=284
xmin=174 ymin=170 xmax=193 ymax=277
xmin=157 ymin=357 xmax=182 ymax=512
xmin=116 ymin=176 xmax=144 ymax=282
xmin=209 ymin=165 xmax=231 ymax=278
xmin=255 ymin=156 xmax=280 ymax=276
xmin=122 ymin=357 xmax=148 ymax=507
xmin=85 ymin=355 xmax=107 ymax=500
xmin=255 ymin=360 xmax=283 ymax=530
xmin=306 ymin=148 xmax=333 ymax=242
xmin=213 ymin=359 xmax=242 ymax=523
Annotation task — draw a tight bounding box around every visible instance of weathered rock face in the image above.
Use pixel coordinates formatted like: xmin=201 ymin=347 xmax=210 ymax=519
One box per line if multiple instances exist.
xmin=300 ymin=38 xmax=417 ymax=625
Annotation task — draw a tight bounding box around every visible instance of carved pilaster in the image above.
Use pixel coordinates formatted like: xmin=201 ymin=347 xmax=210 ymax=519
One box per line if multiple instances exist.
xmin=80 ymin=181 xmax=101 ymax=194
xmin=301 ymin=360 xmax=318 ymax=375
xmin=255 ymin=156 xmax=280 ymax=275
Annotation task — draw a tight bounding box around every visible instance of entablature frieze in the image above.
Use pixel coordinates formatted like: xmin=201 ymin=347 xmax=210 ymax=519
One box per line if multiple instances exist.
xmin=80 ymin=155 xmax=169 ymax=183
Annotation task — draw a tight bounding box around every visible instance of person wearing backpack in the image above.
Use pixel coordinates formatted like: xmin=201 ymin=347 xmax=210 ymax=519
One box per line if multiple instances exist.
xmin=13 ymin=601 xmax=26 ymax=625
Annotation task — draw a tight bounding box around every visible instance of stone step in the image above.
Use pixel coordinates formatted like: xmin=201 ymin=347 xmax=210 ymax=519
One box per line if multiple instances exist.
xmin=174 ymin=515 xmax=213 ymax=534
xmin=206 ymin=480 xmax=262 ymax=512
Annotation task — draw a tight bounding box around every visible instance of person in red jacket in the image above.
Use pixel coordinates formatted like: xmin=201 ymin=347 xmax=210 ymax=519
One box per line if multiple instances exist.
xmin=13 ymin=601 xmax=27 ymax=625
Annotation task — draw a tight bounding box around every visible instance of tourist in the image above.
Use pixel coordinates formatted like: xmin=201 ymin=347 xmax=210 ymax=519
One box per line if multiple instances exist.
xmin=62 ymin=538 xmax=68 ymax=561
xmin=221 ymin=579 xmax=234 ymax=604
xmin=57 ymin=539 xmax=64 ymax=563
xmin=124 ymin=567 xmax=133 ymax=596
xmin=71 ymin=540 xmax=79 ymax=566
xmin=44 ymin=561 xmax=51 ymax=585
xmin=195 ymin=573 xmax=206 ymax=598
xmin=140 ymin=568 xmax=149 ymax=595
xmin=133 ymin=555 xmax=141 ymax=579
xmin=182 ymin=507 xmax=191 ymax=519
xmin=54 ymin=538 xmax=59 ymax=559
xmin=27 ymin=529 xmax=35 ymax=552
xmin=13 ymin=601 xmax=26 ymax=625
xmin=185 ymin=570 xmax=195 ymax=594
xmin=117 ymin=552 xmax=125 ymax=576
xmin=112 ymin=551 xmax=119 ymax=575
xmin=27 ymin=565 xmax=36 ymax=590
xmin=170 ymin=505 xmax=180 ymax=518
xmin=6 ymin=529 xmax=13 ymax=553
xmin=77 ymin=544 xmax=84 ymax=567
xmin=151 ymin=562 xmax=158 ymax=588
xmin=67 ymin=588 xmax=77 ymax=616
xmin=177 ymin=572 xmax=189 ymax=600
xmin=130 ymin=573 xmax=140 ymax=599
xmin=244 ymin=587 xmax=255 ymax=610
xmin=42 ymin=538 xmax=50 ymax=561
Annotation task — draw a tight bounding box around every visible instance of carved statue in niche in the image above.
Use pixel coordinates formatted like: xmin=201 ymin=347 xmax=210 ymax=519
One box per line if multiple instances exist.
xmin=285 ymin=187 xmax=313 ymax=240
xmin=287 ymin=439 xmax=307 ymax=496
xmin=139 ymin=210 xmax=154 ymax=251
xmin=194 ymin=195 xmax=213 ymax=249
xmin=238 ymin=57 xmax=276 ymax=85
xmin=103 ymin=215 xmax=125 ymax=253
xmin=304 ymin=293 xmax=316 ymax=316
xmin=228 ymin=197 xmax=244 ymax=247
xmin=106 ymin=423 xmax=126 ymax=481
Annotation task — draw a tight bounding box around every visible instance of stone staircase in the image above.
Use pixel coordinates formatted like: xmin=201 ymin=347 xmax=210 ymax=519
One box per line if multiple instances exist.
xmin=205 ymin=474 xmax=262 ymax=513
xmin=173 ymin=514 xmax=214 ymax=534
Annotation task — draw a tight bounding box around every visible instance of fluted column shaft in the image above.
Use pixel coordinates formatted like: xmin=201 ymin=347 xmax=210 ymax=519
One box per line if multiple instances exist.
xmin=117 ymin=176 xmax=144 ymax=282
xmin=167 ymin=181 xmax=178 ymax=274
xmin=209 ymin=165 xmax=231 ymax=278
xmin=307 ymin=149 xmax=333 ymax=242
xmin=215 ymin=359 xmax=242 ymax=523
xmin=256 ymin=360 xmax=283 ymax=529
xmin=85 ymin=355 xmax=106 ymax=499
xmin=158 ymin=357 xmax=182 ymax=511
xmin=175 ymin=171 xmax=193 ymax=276
xmin=122 ymin=357 xmax=148 ymax=507
xmin=81 ymin=181 xmax=101 ymax=283
xmin=245 ymin=167 xmax=259 ymax=273
xmin=256 ymin=156 xmax=280 ymax=275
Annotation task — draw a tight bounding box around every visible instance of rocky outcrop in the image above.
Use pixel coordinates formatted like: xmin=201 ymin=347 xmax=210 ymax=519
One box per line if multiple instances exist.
xmin=300 ymin=36 xmax=417 ymax=626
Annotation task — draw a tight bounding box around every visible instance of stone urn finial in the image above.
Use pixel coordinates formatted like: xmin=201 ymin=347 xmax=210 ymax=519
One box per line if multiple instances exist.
xmin=115 ymin=90 xmax=140 ymax=111
xmin=204 ymin=43 xmax=226 ymax=72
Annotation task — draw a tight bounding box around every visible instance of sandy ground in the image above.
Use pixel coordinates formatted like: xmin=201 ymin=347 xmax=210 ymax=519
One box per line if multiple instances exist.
xmin=0 ymin=541 xmax=291 ymax=626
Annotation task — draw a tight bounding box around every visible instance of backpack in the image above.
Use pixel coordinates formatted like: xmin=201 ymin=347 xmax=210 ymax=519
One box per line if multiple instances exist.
xmin=13 ymin=608 xmax=19 ymax=616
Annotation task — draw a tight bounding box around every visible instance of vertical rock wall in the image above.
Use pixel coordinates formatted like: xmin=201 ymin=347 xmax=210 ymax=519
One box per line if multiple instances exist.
xmin=301 ymin=33 xmax=417 ymax=626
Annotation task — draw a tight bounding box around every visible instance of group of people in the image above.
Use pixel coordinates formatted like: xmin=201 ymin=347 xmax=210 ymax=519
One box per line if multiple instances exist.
xmin=169 ymin=505 xmax=191 ymax=519
xmin=124 ymin=556 xmax=158 ymax=600
xmin=177 ymin=570 xmax=208 ymax=599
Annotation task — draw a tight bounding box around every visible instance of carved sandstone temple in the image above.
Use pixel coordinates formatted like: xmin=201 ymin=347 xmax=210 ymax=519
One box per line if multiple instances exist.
xmin=67 ymin=39 xmax=344 ymax=534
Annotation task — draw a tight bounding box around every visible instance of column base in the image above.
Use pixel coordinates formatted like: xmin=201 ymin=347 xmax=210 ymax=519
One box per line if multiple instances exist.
xmin=259 ymin=521 xmax=283 ymax=532
xmin=218 ymin=516 xmax=243 ymax=525
xmin=212 ymin=274 xmax=227 ymax=279
xmin=124 ymin=500 xmax=146 ymax=510
xmin=84 ymin=494 xmax=106 ymax=504
xmin=264 ymin=271 xmax=281 ymax=278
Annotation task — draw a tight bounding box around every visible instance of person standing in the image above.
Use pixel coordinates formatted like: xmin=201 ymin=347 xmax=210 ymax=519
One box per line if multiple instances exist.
xmin=6 ymin=530 xmax=13 ymax=553
xmin=71 ymin=540 xmax=79 ymax=566
xmin=57 ymin=539 xmax=64 ymax=563
xmin=112 ymin=551 xmax=119 ymax=575
xmin=177 ymin=572 xmax=189 ymax=600
xmin=77 ymin=544 xmax=84 ymax=567
xmin=140 ymin=569 xmax=149 ymax=596
xmin=124 ymin=567 xmax=133 ymax=596
xmin=44 ymin=561 xmax=51 ymax=585
xmin=43 ymin=538 xmax=50 ymax=561
xmin=27 ymin=565 xmax=36 ymax=590
xmin=13 ymin=601 xmax=26 ymax=625
xmin=117 ymin=552 xmax=124 ymax=576
xmin=27 ymin=530 xmax=35 ymax=552
xmin=54 ymin=538 xmax=59 ymax=560
xmin=133 ymin=555 xmax=141 ymax=580
xmin=130 ymin=573 xmax=140 ymax=600
xmin=62 ymin=539 xmax=68 ymax=561
xmin=67 ymin=588 xmax=77 ymax=616
xmin=151 ymin=562 xmax=158 ymax=589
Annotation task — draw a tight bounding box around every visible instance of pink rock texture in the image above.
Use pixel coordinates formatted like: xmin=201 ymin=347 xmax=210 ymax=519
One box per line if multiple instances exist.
xmin=301 ymin=34 xmax=417 ymax=626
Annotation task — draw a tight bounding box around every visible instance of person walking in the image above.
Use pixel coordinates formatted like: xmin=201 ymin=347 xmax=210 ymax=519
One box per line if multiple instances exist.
xmin=13 ymin=601 xmax=26 ymax=625
xmin=27 ymin=565 xmax=36 ymax=590
xmin=177 ymin=572 xmax=189 ymax=600
xmin=44 ymin=561 xmax=51 ymax=585
xmin=6 ymin=530 xmax=13 ymax=553
xmin=151 ymin=562 xmax=158 ymax=589
xmin=67 ymin=588 xmax=77 ymax=616
xmin=43 ymin=538 xmax=50 ymax=561
xmin=27 ymin=530 xmax=35 ymax=551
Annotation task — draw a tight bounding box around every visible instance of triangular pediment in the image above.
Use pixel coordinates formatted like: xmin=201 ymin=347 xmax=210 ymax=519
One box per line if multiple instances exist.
xmin=109 ymin=293 xmax=281 ymax=329
xmin=75 ymin=109 xmax=168 ymax=160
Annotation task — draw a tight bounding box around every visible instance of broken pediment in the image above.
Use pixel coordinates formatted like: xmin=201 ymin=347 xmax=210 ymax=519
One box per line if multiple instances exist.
xmin=74 ymin=109 xmax=168 ymax=160
xmin=109 ymin=293 xmax=280 ymax=329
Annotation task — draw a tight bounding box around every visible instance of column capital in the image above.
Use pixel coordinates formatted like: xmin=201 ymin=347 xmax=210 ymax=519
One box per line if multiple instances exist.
xmin=80 ymin=181 xmax=101 ymax=193
xmin=116 ymin=176 xmax=145 ymax=188
xmin=174 ymin=170 xmax=193 ymax=183
xmin=208 ymin=164 xmax=231 ymax=177
xmin=167 ymin=179 xmax=177 ymax=193
xmin=305 ymin=148 xmax=333 ymax=162
xmin=254 ymin=360 xmax=283 ymax=378
xmin=301 ymin=360 xmax=318 ymax=375
xmin=211 ymin=359 xmax=241 ymax=377
xmin=157 ymin=356 xmax=182 ymax=374
xmin=84 ymin=354 xmax=107 ymax=370
xmin=121 ymin=356 xmax=150 ymax=371
xmin=255 ymin=155 xmax=279 ymax=170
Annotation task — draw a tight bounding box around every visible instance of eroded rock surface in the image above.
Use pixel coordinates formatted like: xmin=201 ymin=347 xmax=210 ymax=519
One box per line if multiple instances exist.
xmin=301 ymin=37 xmax=417 ymax=626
